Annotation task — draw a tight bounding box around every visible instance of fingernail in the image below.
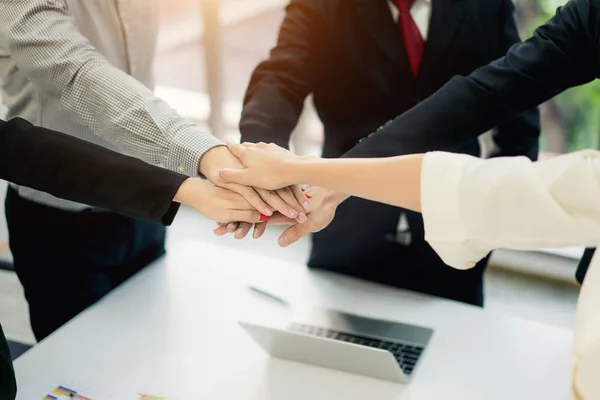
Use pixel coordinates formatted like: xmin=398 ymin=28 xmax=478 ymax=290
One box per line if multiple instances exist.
xmin=263 ymin=208 xmax=273 ymax=216
xmin=296 ymin=212 xmax=305 ymax=222
xmin=279 ymin=235 xmax=288 ymax=246
xmin=305 ymin=194 xmax=312 ymax=199
xmin=259 ymin=213 xmax=270 ymax=221
xmin=301 ymin=188 xmax=306 ymax=192
xmin=303 ymin=201 xmax=310 ymax=211
xmin=288 ymin=209 xmax=298 ymax=218
xmin=253 ymin=228 xmax=260 ymax=239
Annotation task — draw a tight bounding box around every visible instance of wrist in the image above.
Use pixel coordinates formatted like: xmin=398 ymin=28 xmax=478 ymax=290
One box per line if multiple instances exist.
xmin=174 ymin=178 xmax=208 ymax=208
xmin=322 ymin=187 xmax=350 ymax=208
xmin=285 ymin=155 xmax=320 ymax=185
xmin=198 ymin=145 xmax=228 ymax=177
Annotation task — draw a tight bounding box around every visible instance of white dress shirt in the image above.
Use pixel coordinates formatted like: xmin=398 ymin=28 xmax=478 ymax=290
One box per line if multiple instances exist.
xmin=0 ymin=0 xmax=222 ymax=210
xmin=388 ymin=0 xmax=432 ymax=40
xmin=421 ymin=150 xmax=600 ymax=400
xmin=388 ymin=0 xmax=432 ymax=243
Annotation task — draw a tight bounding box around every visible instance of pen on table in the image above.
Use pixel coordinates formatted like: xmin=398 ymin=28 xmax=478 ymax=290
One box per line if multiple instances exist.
xmin=248 ymin=286 xmax=290 ymax=307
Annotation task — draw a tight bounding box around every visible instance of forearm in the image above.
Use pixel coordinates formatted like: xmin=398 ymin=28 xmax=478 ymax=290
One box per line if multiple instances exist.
xmin=0 ymin=1 xmax=222 ymax=176
xmin=287 ymin=155 xmax=424 ymax=211
xmin=239 ymin=0 xmax=318 ymax=149
xmin=0 ymin=118 xmax=187 ymax=225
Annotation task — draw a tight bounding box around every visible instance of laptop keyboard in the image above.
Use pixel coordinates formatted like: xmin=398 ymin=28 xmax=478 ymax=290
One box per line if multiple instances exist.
xmin=289 ymin=323 xmax=424 ymax=376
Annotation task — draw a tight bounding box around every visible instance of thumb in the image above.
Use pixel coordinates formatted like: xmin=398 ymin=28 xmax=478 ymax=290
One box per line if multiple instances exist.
xmin=216 ymin=168 xmax=250 ymax=185
xmin=226 ymin=137 xmax=246 ymax=159
xmin=278 ymin=223 xmax=310 ymax=247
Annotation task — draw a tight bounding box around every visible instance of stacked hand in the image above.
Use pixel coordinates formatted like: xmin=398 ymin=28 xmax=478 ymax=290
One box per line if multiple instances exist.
xmin=213 ymin=140 xmax=347 ymax=246
xmin=175 ymin=144 xmax=311 ymax=238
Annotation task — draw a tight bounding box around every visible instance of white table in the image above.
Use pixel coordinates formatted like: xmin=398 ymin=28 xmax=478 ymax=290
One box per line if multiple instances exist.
xmin=14 ymin=241 xmax=574 ymax=399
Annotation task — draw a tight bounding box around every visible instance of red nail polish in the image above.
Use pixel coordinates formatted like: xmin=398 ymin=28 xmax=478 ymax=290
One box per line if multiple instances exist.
xmin=305 ymin=194 xmax=312 ymax=199
xmin=301 ymin=188 xmax=306 ymax=192
xmin=259 ymin=213 xmax=270 ymax=221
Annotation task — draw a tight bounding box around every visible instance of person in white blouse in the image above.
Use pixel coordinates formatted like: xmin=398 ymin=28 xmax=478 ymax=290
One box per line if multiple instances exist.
xmin=216 ymin=140 xmax=599 ymax=399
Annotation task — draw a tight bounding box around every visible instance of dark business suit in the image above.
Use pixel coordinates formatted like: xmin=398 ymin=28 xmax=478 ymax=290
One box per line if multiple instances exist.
xmin=0 ymin=117 xmax=187 ymax=400
xmin=345 ymin=0 xmax=598 ymax=284
xmin=240 ymin=0 xmax=540 ymax=305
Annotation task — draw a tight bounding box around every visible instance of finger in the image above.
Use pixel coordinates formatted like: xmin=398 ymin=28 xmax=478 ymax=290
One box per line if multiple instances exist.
xmin=234 ymin=186 xmax=273 ymax=216
xmin=266 ymin=213 xmax=296 ymax=225
xmin=241 ymin=142 xmax=256 ymax=148
xmin=227 ymin=222 xmax=239 ymax=232
xmin=234 ymin=222 xmax=253 ymax=239
xmin=226 ymin=210 xmax=264 ymax=223
xmin=258 ymin=189 xmax=298 ymax=220
xmin=292 ymin=185 xmax=310 ymax=213
xmin=213 ymin=225 xmax=230 ymax=236
xmin=276 ymin=187 xmax=307 ymax=223
xmin=253 ymin=222 xmax=267 ymax=239
xmin=226 ymin=137 xmax=247 ymax=159
xmin=278 ymin=223 xmax=311 ymax=247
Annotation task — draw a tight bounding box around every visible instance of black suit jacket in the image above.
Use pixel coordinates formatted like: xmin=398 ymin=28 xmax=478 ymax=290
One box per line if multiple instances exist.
xmin=345 ymin=0 xmax=598 ymax=282
xmin=241 ymin=0 xmax=540 ymax=160
xmin=0 ymin=118 xmax=186 ymax=225
xmin=241 ymin=0 xmax=540 ymax=278
xmin=0 ymin=118 xmax=187 ymax=399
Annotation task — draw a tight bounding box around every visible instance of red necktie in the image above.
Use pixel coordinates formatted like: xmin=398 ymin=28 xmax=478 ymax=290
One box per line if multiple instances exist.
xmin=395 ymin=0 xmax=424 ymax=77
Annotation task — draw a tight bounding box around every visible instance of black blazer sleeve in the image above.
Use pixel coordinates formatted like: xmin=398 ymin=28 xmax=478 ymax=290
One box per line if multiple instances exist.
xmin=0 ymin=118 xmax=187 ymax=225
xmin=488 ymin=0 xmax=541 ymax=161
xmin=344 ymin=0 xmax=599 ymax=159
xmin=0 ymin=324 xmax=15 ymax=400
xmin=239 ymin=0 xmax=321 ymax=148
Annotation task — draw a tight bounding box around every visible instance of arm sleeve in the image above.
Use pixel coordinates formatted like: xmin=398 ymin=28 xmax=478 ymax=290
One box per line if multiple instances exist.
xmin=0 ymin=0 xmax=223 ymax=177
xmin=0 ymin=118 xmax=187 ymax=225
xmin=344 ymin=0 xmax=599 ymax=159
xmin=421 ymin=150 xmax=600 ymax=269
xmin=488 ymin=0 xmax=541 ymax=161
xmin=239 ymin=0 xmax=320 ymax=148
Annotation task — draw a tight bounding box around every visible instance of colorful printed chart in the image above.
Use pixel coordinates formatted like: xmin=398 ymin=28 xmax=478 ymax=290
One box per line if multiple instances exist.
xmin=40 ymin=385 xmax=168 ymax=400
xmin=42 ymin=385 xmax=93 ymax=399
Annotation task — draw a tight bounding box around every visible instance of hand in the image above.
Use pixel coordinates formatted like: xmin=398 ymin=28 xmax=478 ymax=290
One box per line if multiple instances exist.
xmin=275 ymin=186 xmax=347 ymax=247
xmin=174 ymin=178 xmax=268 ymax=223
xmin=213 ymin=219 xmax=270 ymax=240
xmin=216 ymin=140 xmax=309 ymax=190
xmin=212 ymin=186 xmax=348 ymax=245
xmin=200 ymin=145 xmax=309 ymax=222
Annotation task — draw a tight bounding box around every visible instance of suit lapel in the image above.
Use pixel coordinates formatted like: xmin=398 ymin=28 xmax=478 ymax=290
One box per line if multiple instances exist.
xmin=420 ymin=0 xmax=465 ymax=76
xmin=355 ymin=0 xmax=407 ymax=68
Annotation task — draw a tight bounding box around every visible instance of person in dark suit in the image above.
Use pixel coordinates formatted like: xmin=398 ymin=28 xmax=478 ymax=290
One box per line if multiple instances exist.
xmin=268 ymin=0 xmax=596 ymax=286
xmin=239 ymin=0 xmax=540 ymax=306
xmin=0 ymin=117 xmax=266 ymax=400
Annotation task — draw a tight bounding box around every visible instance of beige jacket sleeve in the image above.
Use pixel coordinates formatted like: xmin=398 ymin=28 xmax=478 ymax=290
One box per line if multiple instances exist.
xmin=421 ymin=150 xmax=600 ymax=399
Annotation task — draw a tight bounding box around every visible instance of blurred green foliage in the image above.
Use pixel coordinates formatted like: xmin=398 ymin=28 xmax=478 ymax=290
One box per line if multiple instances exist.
xmin=518 ymin=0 xmax=600 ymax=151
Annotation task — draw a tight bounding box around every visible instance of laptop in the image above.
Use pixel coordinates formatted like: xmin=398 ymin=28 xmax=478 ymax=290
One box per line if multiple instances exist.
xmin=239 ymin=307 xmax=433 ymax=383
